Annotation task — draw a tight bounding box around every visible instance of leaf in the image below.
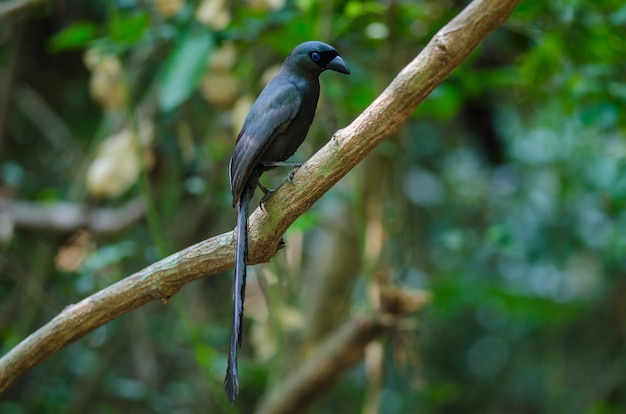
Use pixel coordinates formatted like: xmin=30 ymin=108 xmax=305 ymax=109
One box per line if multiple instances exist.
xmin=159 ymin=30 xmax=214 ymax=112
xmin=344 ymin=0 xmax=386 ymax=18
xmin=48 ymin=21 xmax=99 ymax=52
xmin=108 ymin=11 xmax=150 ymax=47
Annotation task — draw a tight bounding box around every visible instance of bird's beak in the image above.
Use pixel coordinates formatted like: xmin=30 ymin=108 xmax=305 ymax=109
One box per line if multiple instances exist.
xmin=326 ymin=55 xmax=350 ymax=75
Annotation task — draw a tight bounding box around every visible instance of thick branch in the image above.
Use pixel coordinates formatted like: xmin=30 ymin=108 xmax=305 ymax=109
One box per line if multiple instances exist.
xmin=0 ymin=0 xmax=520 ymax=393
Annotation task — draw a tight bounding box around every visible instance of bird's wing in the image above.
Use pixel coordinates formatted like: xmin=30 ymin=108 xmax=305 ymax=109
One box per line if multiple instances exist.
xmin=229 ymin=78 xmax=302 ymax=205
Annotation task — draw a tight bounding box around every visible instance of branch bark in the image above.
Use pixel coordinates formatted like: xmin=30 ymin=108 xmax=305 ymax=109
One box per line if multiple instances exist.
xmin=0 ymin=0 xmax=520 ymax=394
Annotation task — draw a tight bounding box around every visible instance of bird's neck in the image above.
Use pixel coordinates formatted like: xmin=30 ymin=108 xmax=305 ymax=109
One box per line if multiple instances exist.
xmin=279 ymin=64 xmax=322 ymax=85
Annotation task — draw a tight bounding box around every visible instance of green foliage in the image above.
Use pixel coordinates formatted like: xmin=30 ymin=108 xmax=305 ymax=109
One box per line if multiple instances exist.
xmin=2 ymin=0 xmax=626 ymax=413
xmin=47 ymin=21 xmax=99 ymax=52
xmin=288 ymin=210 xmax=319 ymax=233
xmin=159 ymin=29 xmax=214 ymax=112
xmin=107 ymin=10 xmax=150 ymax=48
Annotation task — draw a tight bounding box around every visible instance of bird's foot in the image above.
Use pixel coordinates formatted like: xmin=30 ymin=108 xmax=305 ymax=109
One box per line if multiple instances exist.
xmin=262 ymin=161 xmax=302 ymax=169
xmin=257 ymin=182 xmax=275 ymax=211
xmin=262 ymin=160 xmax=302 ymax=184
xmin=286 ymin=167 xmax=299 ymax=185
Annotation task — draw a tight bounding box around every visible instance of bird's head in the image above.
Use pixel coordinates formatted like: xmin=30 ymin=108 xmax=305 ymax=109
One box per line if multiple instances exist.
xmin=284 ymin=41 xmax=351 ymax=77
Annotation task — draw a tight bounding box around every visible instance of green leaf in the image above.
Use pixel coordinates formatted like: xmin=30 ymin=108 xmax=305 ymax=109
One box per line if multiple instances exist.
xmin=159 ymin=31 xmax=214 ymax=112
xmin=344 ymin=1 xmax=386 ymax=18
xmin=48 ymin=21 xmax=98 ymax=52
xmin=108 ymin=11 xmax=149 ymax=47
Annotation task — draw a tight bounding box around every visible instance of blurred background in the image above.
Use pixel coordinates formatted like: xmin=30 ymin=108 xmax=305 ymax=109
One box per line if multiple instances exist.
xmin=1 ymin=0 xmax=626 ymax=412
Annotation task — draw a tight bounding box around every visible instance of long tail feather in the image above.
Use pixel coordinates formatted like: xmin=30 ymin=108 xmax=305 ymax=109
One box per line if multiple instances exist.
xmin=224 ymin=186 xmax=251 ymax=404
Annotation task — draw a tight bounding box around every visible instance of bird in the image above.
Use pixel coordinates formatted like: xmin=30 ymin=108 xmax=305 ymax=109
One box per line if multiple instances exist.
xmin=225 ymin=41 xmax=350 ymax=403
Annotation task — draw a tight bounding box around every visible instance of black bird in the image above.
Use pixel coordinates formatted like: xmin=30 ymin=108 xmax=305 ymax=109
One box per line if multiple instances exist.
xmin=225 ymin=41 xmax=350 ymax=402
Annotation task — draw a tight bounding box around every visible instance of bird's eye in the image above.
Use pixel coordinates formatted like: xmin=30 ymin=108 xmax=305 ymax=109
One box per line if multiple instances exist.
xmin=310 ymin=51 xmax=321 ymax=62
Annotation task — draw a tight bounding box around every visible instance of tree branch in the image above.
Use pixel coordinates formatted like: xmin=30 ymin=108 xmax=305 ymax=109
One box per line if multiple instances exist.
xmin=0 ymin=196 xmax=146 ymax=234
xmin=255 ymin=286 xmax=431 ymax=414
xmin=256 ymin=313 xmax=394 ymax=414
xmin=0 ymin=0 xmax=520 ymax=394
xmin=0 ymin=0 xmax=43 ymax=22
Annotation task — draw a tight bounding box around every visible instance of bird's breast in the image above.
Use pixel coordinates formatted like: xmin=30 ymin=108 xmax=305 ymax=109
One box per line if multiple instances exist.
xmin=260 ymin=83 xmax=320 ymax=164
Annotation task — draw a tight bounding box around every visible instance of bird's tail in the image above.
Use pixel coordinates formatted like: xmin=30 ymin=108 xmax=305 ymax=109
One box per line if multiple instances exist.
xmin=224 ymin=186 xmax=250 ymax=404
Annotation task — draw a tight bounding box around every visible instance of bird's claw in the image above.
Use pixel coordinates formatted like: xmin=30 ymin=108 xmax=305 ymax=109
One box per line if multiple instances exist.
xmin=259 ymin=187 xmax=275 ymax=211
xmin=259 ymin=189 xmax=275 ymax=211
xmin=286 ymin=167 xmax=299 ymax=185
